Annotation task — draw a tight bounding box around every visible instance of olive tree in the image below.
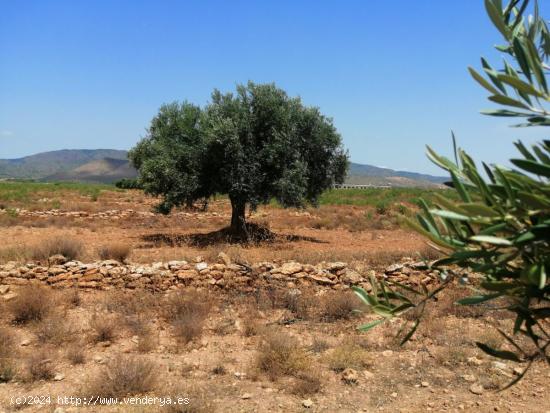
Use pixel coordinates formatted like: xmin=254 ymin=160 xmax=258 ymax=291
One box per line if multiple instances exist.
xmin=130 ymin=82 xmax=348 ymax=237
xmin=353 ymin=0 xmax=549 ymax=385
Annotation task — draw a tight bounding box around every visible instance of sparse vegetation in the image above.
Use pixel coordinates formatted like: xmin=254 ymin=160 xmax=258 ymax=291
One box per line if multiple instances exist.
xmin=86 ymin=355 xmax=157 ymax=397
xmin=24 ymin=350 xmax=55 ymax=381
xmin=89 ymin=313 xmax=118 ymax=343
xmin=254 ymin=332 xmax=312 ymax=381
xmin=8 ymin=285 xmax=54 ymax=324
xmin=326 ymin=341 xmax=371 ymax=372
xmin=163 ymin=290 xmax=211 ymax=344
xmin=98 ymin=242 xmax=132 ymax=262
xmin=31 ymin=235 xmax=84 ymax=261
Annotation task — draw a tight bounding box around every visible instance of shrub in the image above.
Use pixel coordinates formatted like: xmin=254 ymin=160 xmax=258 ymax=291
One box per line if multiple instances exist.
xmin=291 ymin=372 xmax=322 ymax=396
xmin=97 ymin=242 xmax=132 ymax=262
xmin=66 ymin=342 xmax=86 ymax=365
xmin=326 ymin=341 xmax=371 ymax=372
xmin=25 ymin=350 xmax=55 ymax=381
xmin=163 ymin=290 xmax=211 ymax=345
xmin=8 ymin=285 xmax=54 ymax=324
xmin=0 ymin=328 xmax=15 ymax=383
xmin=34 ymin=313 xmax=75 ymax=345
xmin=89 ymin=313 xmax=118 ymax=343
xmin=31 ymin=236 xmax=84 ymax=261
xmin=86 ymin=355 xmax=157 ymax=397
xmin=254 ymin=332 xmax=311 ymax=381
xmin=322 ymin=291 xmax=363 ymax=321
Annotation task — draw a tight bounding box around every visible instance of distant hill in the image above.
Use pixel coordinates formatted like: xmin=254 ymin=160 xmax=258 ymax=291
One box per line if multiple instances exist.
xmin=44 ymin=157 xmax=137 ymax=184
xmin=346 ymin=162 xmax=447 ymax=188
xmin=0 ymin=149 xmax=447 ymax=187
xmin=0 ymin=149 xmax=128 ymax=180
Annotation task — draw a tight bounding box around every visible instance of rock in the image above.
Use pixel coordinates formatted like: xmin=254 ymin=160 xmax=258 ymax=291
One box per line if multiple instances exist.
xmin=467 ymin=356 xmax=484 ymax=366
xmin=278 ymin=262 xmax=303 ymax=275
xmin=385 ymin=263 xmax=404 ymax=274
xmin=469 ymin=383 xmax=484 ymax=395
xmin=53 ymin=408 xmax=65 ymax=413
xmin=93 ymin=355 xmax=104 ymax=363
xmin=3 ymin=292 xmax=17 ymax=301
xmin=341 ymin=269 xmax=362 ymax=284
xmin=491 ymin=361 xmax=508 ymax=370
xmin=461 ymin=374 xmax=476 ymax=383
xmin=195 ymin=262 xmax=208 ymax=271
xmin=20 ymin=338 xmax=31 ymax=346
xmin=341 ymin=368 xmax=359 ymax=384
xmin=53 ymin=373 xmax=65 ymax=381
xmin=363 ymin=370 xmax=374 ymax=379
xmin=0 ymin=285 xmax=9 ymax=294
xmin=240 ymin=393 xmax=252 ymax=400
xmin=217 ymin=252 xmax=231 ymax=266
xmin=421 ymin=381 xmax=429 ymax=387
xmin=307 ymin=274 xmax=336 ymax=285
xmin=382 ymin=350 xmax=393 ymax=357
xmin=48 ymin=254 xmax=67 ymax=265
xmin=513 ymin=367 xmax=524 ymax=376
xmin=302 ymin=399 xmax=314 ymax=408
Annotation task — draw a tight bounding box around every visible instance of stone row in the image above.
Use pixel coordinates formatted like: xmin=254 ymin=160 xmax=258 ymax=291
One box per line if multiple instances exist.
xmin=0 ymin=254 xmax=439 ymax=292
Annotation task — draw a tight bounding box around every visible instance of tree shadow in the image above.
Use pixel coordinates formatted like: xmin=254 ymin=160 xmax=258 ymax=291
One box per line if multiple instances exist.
xmin=140 ymin=223 xmax=326 ymax=248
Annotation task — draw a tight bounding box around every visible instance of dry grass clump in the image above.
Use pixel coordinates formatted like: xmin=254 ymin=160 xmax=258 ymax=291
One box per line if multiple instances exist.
xmin=102 ymin=290 xmax=158 ymax=317
xmin=432 ymin=285 xmax=486 ymax=318
xmin=8 ymin=285 xmax=55 ymax=324
xmin=326 ymin=341 xmax=372 ymax=372
xmin=281 ymin=289 xmax=314 ymax=320
xmin=310 ymin=337 xmax=330 ymax=353
xmin=34 ymin=313 xmax=75 ymax=345
xmin=164 ymin=384 xmax=214 ymax=413
xmin=163 ymin=290 xmax=211 ymax=345
xmin=30 ymin=235 xmax=84 ymax=261
xmin=136 ymin=324 xmax=158 ymax=353
xmin=89 ymin=313 xmax=118 ymax=343
xmin=98 ymin=242 xmax=132 ymax=262
xmin=322 ymin=291 xmax=363 ymax=321
xmin=66 ymin=342 xmax=86 ymax=365
xmin=63 ymin=288 xmax=81 ymax=308
xmin=291 ymin=372 xmax=322 ymax=396
xmin=255 ymin=332 xmax=312 ymax=381
xmin=24 ymin=350 xmax=55 ymax=381
xmin=86 ymin=355 xmax=157 ymax=397
xmin=0 ymin=328 xmax=16 ymax=383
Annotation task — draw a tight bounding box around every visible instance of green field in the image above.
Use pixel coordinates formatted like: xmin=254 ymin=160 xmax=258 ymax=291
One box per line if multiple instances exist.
xmin=0 ymin=181 xmax=118 ymax=204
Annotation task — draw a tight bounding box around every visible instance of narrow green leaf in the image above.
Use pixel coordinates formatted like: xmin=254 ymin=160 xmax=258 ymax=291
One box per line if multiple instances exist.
xmin=470 ymin=235 xmax=512 ymax=245
xmin=476 ymin=342 xmax=521 ymax=362
xmin=357 ymin=318 xmax=385 ymax=332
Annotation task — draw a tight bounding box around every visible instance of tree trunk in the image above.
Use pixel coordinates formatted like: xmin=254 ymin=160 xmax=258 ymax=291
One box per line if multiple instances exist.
xmin=230 ymin=197 xmax=247 ymax=236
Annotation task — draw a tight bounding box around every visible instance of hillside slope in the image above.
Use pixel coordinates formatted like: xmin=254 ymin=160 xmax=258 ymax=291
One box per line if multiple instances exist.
xmin=0 ymin=149 xmax=447 ymax=187
xmin=0 ymin=149 xmax=128 ymax=179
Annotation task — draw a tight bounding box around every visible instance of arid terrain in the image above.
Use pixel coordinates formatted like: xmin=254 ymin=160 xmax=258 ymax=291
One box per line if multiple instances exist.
xmin=0 ymin=183 xmax=548 ymax=413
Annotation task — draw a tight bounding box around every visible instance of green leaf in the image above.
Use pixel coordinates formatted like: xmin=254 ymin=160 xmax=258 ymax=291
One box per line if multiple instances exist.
xmin=476 ymin=342 xmax=521 ymax=362
xmin=357 ymin=318 xmax=385 ymax=332
xmin=400 ymin=319 xmax=420 ymax=345
xmin=459 ymin=203 xmax=499 ymax=217
xmin=511 ymin=159 xmax=550 ymax=177
xmin=470 ymin=235 xmax=512 ymax=245
xmin=457 ymin=293 xmax=502 ymax=305
xmin=484 ymin=0 xmax=510 ymax=38
xmin=488 ymin=95 xmax=531 ymax=110
xmin=469 ymin=67 xmax=501 ymax=95
xmin=497 ymin=74 xmax=545 ymax=97
xmin=430 ymin=209 xmax=471 ymax=221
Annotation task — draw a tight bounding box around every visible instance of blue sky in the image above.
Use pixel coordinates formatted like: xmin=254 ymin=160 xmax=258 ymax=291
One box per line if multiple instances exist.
xmin=0 ymin=0 xmax=547 ymax=174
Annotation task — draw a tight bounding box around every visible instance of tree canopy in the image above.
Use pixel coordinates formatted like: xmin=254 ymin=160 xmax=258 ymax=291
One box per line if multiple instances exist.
xmin=130 ymin=82 xmax=348 ymax=237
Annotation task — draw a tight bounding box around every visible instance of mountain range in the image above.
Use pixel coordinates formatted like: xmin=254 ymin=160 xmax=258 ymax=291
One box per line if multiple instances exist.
xmin=0 ymin=149 xmax=446 ymax=187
